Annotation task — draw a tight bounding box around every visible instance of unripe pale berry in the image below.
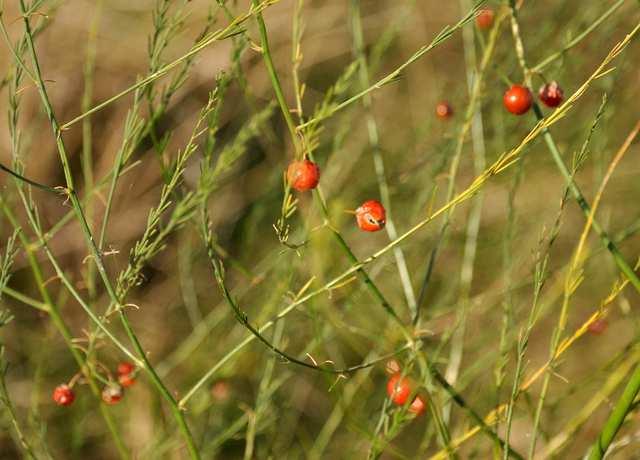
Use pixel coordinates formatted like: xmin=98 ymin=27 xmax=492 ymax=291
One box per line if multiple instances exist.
xmin=102 ymin=384 xmax=124 ymax=405
xmin=476 ymin=8 xmax=494 ymax=29
xmin=53 ymin=384 xmax=75 ymax=406
xmin=286 ymin=159 xmax=320 ymax=192
xmin=435 ymin=101 xmax=453 ymax=119
xmin=538 ymin=81 xmax=564 ymax=108
xmin=503 ymin=85 xmax=533 ymax=115
xmin=385 ymin=359 xmax=401 ymax=375
xmin=356 ymin=200 xmax=386 ymax=232
xmin=409 ymin=395 xmax=427 ymax=416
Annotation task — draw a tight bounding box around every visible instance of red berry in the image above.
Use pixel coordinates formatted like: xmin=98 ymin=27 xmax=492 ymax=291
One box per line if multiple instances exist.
xmin=386 ymin=374 xmax=412 ymax=405
xmin=117 ymin=362 xmax=136 ymax=387
xmin=588 ymin=318 xmax=608 ymax=335
xmin=117 ymin=362 xmax=135 ymax=376
xmin=53 ymin=384 xmax=75 ymax=406
xmin=101 ymin=384 xmax=124 ymax=405
xmin=118 ymin=373 xmax=136 ymax=388
xmin=503 ymin=85 xmax=533 ymax=115
xmin=211 ymin=381 xmax=230 ymax=402
xmin=435 ymin=101 xmax=453 ymax=119
xmin=538 ymin=81 xmax=564 ymax=108
xmin=355 ymin=200 xmax=386 ymax=232
xmin=409 ymin=396 xmax=427 ymax=416
xmin=286 ymin=159 xmax=320 ymax=192
xmin=475 ymin=8 xmax=494 ymax=29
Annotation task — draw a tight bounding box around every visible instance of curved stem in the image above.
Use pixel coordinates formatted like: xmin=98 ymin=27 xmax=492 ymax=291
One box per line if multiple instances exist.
xmin=0 ymin=199 xmax=130 ymax=460
xmin=17 ymin=2 xmax=200 ymax=457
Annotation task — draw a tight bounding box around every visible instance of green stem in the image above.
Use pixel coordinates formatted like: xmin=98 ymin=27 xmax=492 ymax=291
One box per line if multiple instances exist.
xmin=534 ymin=104 xmax=640 ymax=293
xmin=252 ymin=0 xmax=300 ymax=153
xmin=1 ymin=285 xmax=47 ymax=311
xmin=588 ymin=362 xmax=640 ymax=458
xmin=60 ymin=0 xmax=279 ymax=130
xmin=530 ymin=0 xmax=626 ymax=73
xmin=252 ymin=0 xmax=407 ymax=333
xmin=349 ymin=0 xmax=417 ymax=318
xmin=17 ymin=2 xmax=200 ymax=457
xmin=430 ymin=366 xmax=524 ymax=460
xmin=0 ymin=200 xmax=129 ymax=460
xmin=506 ymin=4 xmax=640 ymax=457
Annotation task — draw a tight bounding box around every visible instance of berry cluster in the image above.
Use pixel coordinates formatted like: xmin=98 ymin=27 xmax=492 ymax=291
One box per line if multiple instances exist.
xmin=282 ymin=5 xmax=565 ymax=422
xmin=475 ymin=8 xmax=564 ymax=117
xmin=53 ymin=361 xmax=137 ymax=407
xmin=286 ymin=160 xmax=387 ymax=233
xmin=285 ymin=9 xmax=563 ymax=237
xmin=385 ymin=366 xmax=427 ymax=417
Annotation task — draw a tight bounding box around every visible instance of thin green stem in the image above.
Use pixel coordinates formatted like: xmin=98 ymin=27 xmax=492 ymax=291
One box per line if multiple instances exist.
xmin=252 ymin=0 xmax=300 ymax=152
xmin=296 ymin=2 xmax=484 ymax=131
xmin=588 ymin=362 xmax=640 ymax=458
xmin=0 ymin=199 xmax=129 ymax=460
xmin=530 ymin=0 xmax=626 ymax=73
xmin=60 ymin=0 xmax=279 ymax=131
xmin=17 ymin=2 xmax=200 ymax=457
xmin=0 ymin=285 xmax=47 ymax=311
xmin=537 ymin=112 xmax=640 ymax=293
xmin=506 ymin=5 xmax=640 ymax=457
xmin=430 ymin=365 xmax=524 ymax=460
xmin=349 ymin=0 xmax=417 ymax=318
xmin=81 ymin=0 xmax=101 ymax=300
xmin=0 ymin=162 xmax=61 ymax=195
xmin=252 ymin=0 xmax=408 ymax=333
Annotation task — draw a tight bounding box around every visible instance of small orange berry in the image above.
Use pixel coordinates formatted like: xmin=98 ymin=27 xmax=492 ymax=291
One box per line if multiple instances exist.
xmin=476 ymin=8 xmax=494 ymax=29
xmin=286 ymin=159 xmax=320 ymax=192
xmin=117 ymin=362 xmax=135 ymax=376
xmin=386 ymin=374 xmax=412 ymax=405
xmin=355 ymin=200 xmax=386 ymax=232
xmin=53 ymin=384 xmax=75 ymax=406
xmin=503 ymin=84 xmax=533 ymax=115
xmin=117 ymin=361 xmax=136 ymax=387
xmin=118 ymin=373 xmax=136 ymax=388
xmin=435 ymin=101 xmax=453 ymax=119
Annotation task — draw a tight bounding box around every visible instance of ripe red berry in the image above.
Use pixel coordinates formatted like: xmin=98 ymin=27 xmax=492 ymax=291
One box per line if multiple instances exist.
xmin=355 ymin=200 xmax=386 ymax=232
xmin=409 ymin=395 xmax=427 ymax=416
xmin=102 ymin=384 xmax=124 ymax=405
xmin=475 ymin=8 xmax=494 ymax=29
xmin=117 ymin=362 xmax=135 ymax=376
xmin=538 ymin=81 xmax=564 ymax=108
xmin=435 ymin=101 xmax=453 ymax=119
xmin=503 ymin=84 xmax=533 ymax=115
xmin=53 ymin=384 xmax=75 ymax=406
xmin=118 ymin=373 xmax=136 ymax=388
xmin=117 ymin=362 xmax=136 ymax=387
xmin=588 ymin=318 xmax=608 ymax=335
xmin=286 ymin=159 xmax=320 ymax=192
xmin=386 ymin=374 xmax=412 ymax=405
